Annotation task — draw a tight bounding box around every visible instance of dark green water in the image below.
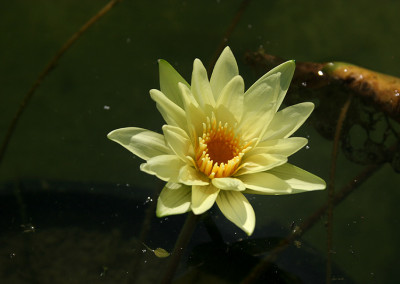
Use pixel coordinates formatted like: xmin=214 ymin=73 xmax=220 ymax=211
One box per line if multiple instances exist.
xmin=1 ymin=0 xmax=400 ymax=283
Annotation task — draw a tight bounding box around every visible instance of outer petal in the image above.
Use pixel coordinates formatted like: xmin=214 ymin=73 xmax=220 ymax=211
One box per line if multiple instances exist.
xmin=252 ymin=137 xmax=308 ymax=157
xmin=162 ymin=125 xmax=193 ymax=162
xmin=140 ymin=155 xmax=184 ymax=182
xmin=156 ymin=182 xmax=191 ymax=217
xmin=239 ymin=172 xmax=292 ymax=195
xmin=235 ymin=153 xmax=287 ymax=176
xmin=212 ymin=177 xmax=246 ymax=191
xmin=107 ymin=127 xmax=170 ymax=160
xmin=215 ymin=75 xmax=244 ymax=124
xmin=178 ymin=164 xmax=209 ymax=186
xmin=191 ymin=59 xmax=216 ymax=109
xmin=210 ymin=46 xmax=239 ymax=100
xmin=268 ymin=163 xmax=326 ymax=192
xmin=149 ymin=89 xmax=188 ymax=133
xmin=191 ymin=184 xmax=220 ymax=215
xmin=216 ymin=191 xmax=255 ymax=236
xmin=159 ymin=59 xmax=190 ymax=108
xmin=262 ymin=102 xmax=314 ymax=140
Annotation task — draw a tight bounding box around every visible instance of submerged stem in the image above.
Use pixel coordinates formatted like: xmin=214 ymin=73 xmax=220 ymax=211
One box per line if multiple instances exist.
xmin=160 ymin=212 xmax=200 ymax=284
xmin=241 ymin=159 xmax=386 ymax=284
xmin=326 ymin=94 xmax=353 ymax=284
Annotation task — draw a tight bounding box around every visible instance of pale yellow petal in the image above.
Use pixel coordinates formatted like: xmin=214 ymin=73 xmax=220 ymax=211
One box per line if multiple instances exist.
xmin=262 ymin=102 xmax=314 ymax=140
xmin=212 ymin=177 xmax=246 ymax=191
xmin=235 ymin=153 xmax=287 ymax=176
xmin=269 ymin=163 xmax=326 ymax=191
xmin=239 ymin=172 xmax=292 ymax=195
xmin=216 ymin=191 xmax=255 ymax=236
xmin=149 ymin=89 xmax=188 ymax=132
xmin=179 ymin=83 xmax=206 ymax=143
xmin=191 ymin=59 xmax=215 ymax=109
xmin=162 ymin=125 xmax=193 ymax=162
xmin=107 ymin=127 xmax=170 ymax=160
xmin=159 ymin=59 xmax=190 ymax=108
xmin=191 ymin=184 xmax=220 ymax=215
xmin=210 ymin=46 xmax=239 ymax=100
xmin=252 ymin=137 xmax=308 ymax=157
xmin=215 ymin=75 xmax=244 ymax=124
xmin=178 ymin=164 xmax=209 ymax=186
xmin=140 ymin=155 xmax=184 ymax=182
xmin=156 ymin=182 xmax=191 ymax=217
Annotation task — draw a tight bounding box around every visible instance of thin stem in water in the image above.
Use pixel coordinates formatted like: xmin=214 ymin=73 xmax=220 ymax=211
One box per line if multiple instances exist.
xmin=160 ymin=212 xmax=200 ymax=284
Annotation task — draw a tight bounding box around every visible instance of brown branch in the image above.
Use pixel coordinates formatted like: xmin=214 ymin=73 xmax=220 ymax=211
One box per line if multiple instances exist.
xmin=0 ymin=0 xmax=122 ymax=168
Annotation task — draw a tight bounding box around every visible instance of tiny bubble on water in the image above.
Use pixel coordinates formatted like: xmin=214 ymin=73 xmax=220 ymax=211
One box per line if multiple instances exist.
xmin=301 ymin=82 xmax=307 ymax=87
xmin=305 ymin=145 xmax=310 ymax=150
xmin=104 ymin=105 xmax=110 ymax=110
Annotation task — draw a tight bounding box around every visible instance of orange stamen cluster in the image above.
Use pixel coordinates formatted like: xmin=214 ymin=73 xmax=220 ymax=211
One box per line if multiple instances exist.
xmin=196 ymin=116 xmax=249 ymax=178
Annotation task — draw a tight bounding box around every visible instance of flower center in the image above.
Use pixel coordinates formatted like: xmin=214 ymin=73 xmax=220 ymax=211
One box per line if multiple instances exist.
xmin=195 ymin=116 xmax=249 ymax=179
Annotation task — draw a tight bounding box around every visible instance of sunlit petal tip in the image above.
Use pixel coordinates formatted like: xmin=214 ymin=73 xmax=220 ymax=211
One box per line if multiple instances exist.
xmin=191 ymin=184 xmax=220 ymax=215
xmin=156 ymin=183 xmax=192 ymax=217
xmin=216 ymin=191 xmax=255 ymax=235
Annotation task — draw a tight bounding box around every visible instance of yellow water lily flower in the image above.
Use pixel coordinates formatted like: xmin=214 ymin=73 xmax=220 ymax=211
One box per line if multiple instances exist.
xmin=108 ymin=47 xmax=326 ymax=235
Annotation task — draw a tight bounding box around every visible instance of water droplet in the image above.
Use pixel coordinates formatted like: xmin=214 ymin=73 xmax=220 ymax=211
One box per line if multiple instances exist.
xmin=104 ymin=105 xmax=110 ymax=110
xmin=317 ymin=70 xmax=324 ymax=76
xmin=301 ymin=82 xmax=307 ymax=87
xmin=9 ymin=252 xmax=16 ymax=259
xmin=305 ymin=145 xmax=310 ymax=150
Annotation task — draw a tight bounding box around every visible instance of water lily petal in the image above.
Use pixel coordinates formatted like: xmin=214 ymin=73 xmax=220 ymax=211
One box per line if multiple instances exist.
xmin=239 ymin=74 xmax=279 ymax=141
xmin=156 ymin=182 xmax=191 ymax=217
xmin=191 ymin=59 xmax=216 ymax=109
xmin=149 ymin=89 xmax=188 ymax=132
xmin=215 ymin=75 xmax=244 ymax=124
xmin=210 ymin=46 xmax=239 ymax=100
xmin=179 ymin=83 xmax=206 ymax=143
xmin=239 ymin=172 xmax=292 ymax=195
xmin=235 ymin=153 xmax=287 ymax=176
xmin=107 ymin=127 xmax=170 ymax=160
xmin=212 ymin=177 xmax=246 ymax=191
xmin=191 ymin=184 xmax=220 ymax=215
xmin=140 ymin=155 xmax=184 ymax=182
xmin=162 ymin=125 xmax=193 ymax=162
xmin=262 ymin=102 xmax=314 ymax=140
xmin=271 ymin=60 xmax=296 ymax=111
xmin=253 ymin=137 xmax=308 ymax=157
xmin=159 ymin=59 xmax=190 ymax=108
xmin=178 ymin=164 xmax=209 ymax=186
xmin=269 ymin=163 xmax=326 ymax=191
xmin=216 ymin=191 xmax=255 ymax=236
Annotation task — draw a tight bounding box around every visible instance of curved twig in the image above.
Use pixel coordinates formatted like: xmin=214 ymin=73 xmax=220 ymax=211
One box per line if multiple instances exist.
xmin=0 ymin=0 xmax=122 ymax=168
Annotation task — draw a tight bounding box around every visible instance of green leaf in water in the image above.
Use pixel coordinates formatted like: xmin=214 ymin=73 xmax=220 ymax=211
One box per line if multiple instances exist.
xmin=142 ymin=243 xmax=170 ymax=258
